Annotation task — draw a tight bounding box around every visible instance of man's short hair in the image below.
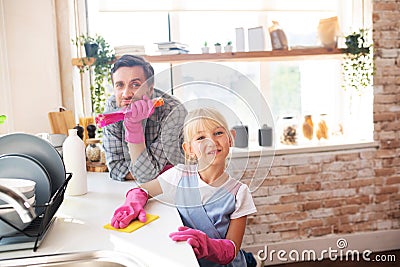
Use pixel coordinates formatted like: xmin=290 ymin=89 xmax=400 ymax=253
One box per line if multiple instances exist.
xmin=111 ymin=55 xmax=154 ymax=86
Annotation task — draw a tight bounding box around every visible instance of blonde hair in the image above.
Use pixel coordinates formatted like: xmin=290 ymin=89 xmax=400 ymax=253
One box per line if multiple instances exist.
xmin=183 ymin=108 xmax=234 ymax=163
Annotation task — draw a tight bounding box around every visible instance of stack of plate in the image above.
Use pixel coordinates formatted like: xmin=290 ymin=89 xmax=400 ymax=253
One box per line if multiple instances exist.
xmin=0 ymin=178 xmax=36 ymax=236
xmin=0 ymin=133 xmax=67 ymax=237
xmin=0 ymin=178 xmax=36 ymax=205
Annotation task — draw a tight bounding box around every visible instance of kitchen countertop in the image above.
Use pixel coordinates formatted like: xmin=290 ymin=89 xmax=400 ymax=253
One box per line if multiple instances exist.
xmin=0 ymin=172 xmax=199 ymax=266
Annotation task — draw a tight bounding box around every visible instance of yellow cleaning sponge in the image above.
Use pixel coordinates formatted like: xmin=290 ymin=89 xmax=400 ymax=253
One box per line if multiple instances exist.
xmin=104 ymin=214 xmax=159 ymax=233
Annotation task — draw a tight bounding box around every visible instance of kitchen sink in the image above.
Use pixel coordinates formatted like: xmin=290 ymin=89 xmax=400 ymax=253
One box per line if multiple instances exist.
xmin=0 ymin=250 xmax=147 ymax=267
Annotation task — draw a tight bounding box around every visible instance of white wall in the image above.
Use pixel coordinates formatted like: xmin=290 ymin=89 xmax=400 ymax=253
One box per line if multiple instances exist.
xmin=0 ymin=0 xmax=62 ymax=134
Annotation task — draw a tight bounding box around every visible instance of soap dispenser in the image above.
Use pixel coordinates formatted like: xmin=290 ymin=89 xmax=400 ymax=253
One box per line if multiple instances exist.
xmin=63 ymin=128 xmax=87 ymax=196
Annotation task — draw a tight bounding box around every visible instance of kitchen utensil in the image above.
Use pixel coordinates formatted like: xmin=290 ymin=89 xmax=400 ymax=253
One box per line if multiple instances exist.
xmin=95 ymin=97 xmax=164 ymax=128
xmin=0 ymin=154 xmax=51 ymax=214
xmin=0 ymin=133 xmax=66 ymax=196
xmin=48 ymin=109 xmax=75 ymax=136
xmin=79 ymin=117 xmax=95 ymax=141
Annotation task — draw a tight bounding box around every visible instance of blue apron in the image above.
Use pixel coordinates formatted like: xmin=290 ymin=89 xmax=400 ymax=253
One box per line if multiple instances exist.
xmin=176 ymin=167 xmax=247 ymax=267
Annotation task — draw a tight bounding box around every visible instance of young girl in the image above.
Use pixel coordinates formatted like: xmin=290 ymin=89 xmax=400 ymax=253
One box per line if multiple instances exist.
xmin=111 ymin=107 xmax=257 ymax=266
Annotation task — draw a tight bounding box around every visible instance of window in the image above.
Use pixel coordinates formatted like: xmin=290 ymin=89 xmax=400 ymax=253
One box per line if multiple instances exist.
xmin=85 ymin=0 xmax=373 ymax=146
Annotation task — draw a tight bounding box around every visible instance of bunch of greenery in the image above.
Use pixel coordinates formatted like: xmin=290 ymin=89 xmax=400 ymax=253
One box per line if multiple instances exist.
xmin=341 ymin=29 xmax=374 ymax=94
xmin=90 ymin=35 xmax=115 ymax=115
xmin=0 ymin=115 xmax=6 ymax=124
xmin=72 ymin=34 xmax=115 ymax=115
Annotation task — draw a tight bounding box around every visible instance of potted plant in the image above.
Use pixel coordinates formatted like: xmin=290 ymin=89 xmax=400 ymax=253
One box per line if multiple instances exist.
xmin=72 ymin=34 xmax=115 ymax=117
xmin=214 ymin=42 xmax=222 ymax=53
xmin=73 ymin=34 xmax=99 ymax=58
xmin=201 ymin=41 xmax=209 ymax=54
xmin=341 ymin=28 xmax=374 ymax=95
xmin=224 ymin=41 xmax=233 ymax=53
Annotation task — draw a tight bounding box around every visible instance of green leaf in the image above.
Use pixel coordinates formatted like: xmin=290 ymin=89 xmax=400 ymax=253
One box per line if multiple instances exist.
xmin=0 ymin=115 xmax=6 ymax=124
xmin=72 ymin=33 xmax=115 ymax=115
xmin=342 ymin=28 xmax=374 ymax=94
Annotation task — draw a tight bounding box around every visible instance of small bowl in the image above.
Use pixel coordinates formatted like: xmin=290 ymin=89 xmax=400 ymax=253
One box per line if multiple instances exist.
xmin=49 ymin=134 xmax=67 ymax=148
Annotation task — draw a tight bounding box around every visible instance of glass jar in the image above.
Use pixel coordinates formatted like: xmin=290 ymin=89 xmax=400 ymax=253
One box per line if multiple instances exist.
xmin=302 ymin=115 xmax=314 ymax=141
xmin=278 ymin=116 xmax=298 ymax=145
xmin=316 ymin=114 xmax=329 ymax=141
xmin=86 ymin=138 xmax=101 ymax=162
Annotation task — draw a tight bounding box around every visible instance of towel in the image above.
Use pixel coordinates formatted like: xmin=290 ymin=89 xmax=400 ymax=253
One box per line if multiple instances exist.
xmin=104 ymin=213 xmax=159 ymax=233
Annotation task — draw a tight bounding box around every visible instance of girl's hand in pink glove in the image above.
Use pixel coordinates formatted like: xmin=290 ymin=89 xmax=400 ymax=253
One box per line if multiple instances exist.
xmin=123 ymin=95 xmax=155 ymax=144
xmin=169 ymin=226 xmax=236 ymax=264
xmin=170 ymin=226 xmax=209 ymax=258
xmin=111 ymin=188 xmax=148 ymax=228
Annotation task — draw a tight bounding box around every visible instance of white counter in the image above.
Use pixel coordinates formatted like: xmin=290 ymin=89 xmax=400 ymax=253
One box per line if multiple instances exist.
xmin=0 ymin=172 xmax=199 ymax=266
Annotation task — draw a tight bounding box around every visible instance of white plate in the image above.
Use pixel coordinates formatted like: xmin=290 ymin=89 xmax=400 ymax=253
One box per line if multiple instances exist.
xmin=0 ymin=133 xmax=66 ymax=195
xmin=28 ymin=194 xmax=35 ymax=206
xmin=0 ymin=154 xmax=51 ymax=214
xmin=0 ymin=204 xmax=32 ymax=237
xmin=0 ymin=178 xmax=36 ymax=205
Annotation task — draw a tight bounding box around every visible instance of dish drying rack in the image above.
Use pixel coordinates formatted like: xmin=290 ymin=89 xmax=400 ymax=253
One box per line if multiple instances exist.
xmin=0 ymin=173 xmax=71 ymax=252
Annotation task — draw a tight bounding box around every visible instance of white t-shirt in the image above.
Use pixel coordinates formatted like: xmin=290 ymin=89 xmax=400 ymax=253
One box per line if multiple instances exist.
xmin=156 ymin=165 xmax=257 ymax=219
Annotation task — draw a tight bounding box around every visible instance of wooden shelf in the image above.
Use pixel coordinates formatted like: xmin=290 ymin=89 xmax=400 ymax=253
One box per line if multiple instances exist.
xmin=72 ymin=47 xmax=343 ymax=67
xmin=71 ymin=57 xmax=96 ymax=67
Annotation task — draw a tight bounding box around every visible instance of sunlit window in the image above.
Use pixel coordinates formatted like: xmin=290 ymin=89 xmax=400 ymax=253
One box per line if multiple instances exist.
xmin=86 ymin=0 xmax=373 ymax=146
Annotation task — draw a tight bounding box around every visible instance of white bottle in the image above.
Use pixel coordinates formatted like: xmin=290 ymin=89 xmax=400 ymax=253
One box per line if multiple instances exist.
xmin=63 ymin=129 xmax=87 ymax=196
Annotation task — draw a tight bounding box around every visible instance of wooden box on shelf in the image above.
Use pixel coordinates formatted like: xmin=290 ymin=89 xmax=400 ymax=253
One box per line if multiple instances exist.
xmin=86 ymin=161 xmax=108 ymax=172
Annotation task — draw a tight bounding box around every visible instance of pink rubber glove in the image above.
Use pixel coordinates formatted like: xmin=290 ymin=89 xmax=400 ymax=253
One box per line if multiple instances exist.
xmin=123 ymin=95 xmax=155 ymax=144
xmin=111 ymin=188 xmax=148 ymax=228
xmin=169 ymin=226 xmax=236 ymax=265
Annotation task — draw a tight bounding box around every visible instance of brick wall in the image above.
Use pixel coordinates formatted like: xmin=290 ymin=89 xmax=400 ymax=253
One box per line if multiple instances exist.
xmin=242 ymin=0 xmax=400 ymax=248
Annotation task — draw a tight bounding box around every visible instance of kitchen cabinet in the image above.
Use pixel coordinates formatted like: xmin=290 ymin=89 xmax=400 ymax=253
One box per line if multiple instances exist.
xmin=72 ymin=47 xmax=343 ymax=66
xmin=0 ymin=172 xmax=199 ymax=267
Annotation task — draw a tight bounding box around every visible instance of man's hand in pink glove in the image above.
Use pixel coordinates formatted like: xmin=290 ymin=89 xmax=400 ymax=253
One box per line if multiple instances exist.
xmin=111 ymin=188 xmax=148 ymax=228
xmin=169 ymin=226 xmax=236 ymax=265
xmin=123 ymin=95 xmax=155 ymax=144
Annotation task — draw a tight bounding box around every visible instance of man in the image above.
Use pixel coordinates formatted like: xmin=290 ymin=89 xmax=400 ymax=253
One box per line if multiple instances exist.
xmin=102 ymin=55 xmax=187 ymax=182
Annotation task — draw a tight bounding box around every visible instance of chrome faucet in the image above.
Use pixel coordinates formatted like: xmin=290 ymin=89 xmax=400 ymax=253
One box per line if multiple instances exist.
xmin=0 ymin=185 xmax=36 ymax=223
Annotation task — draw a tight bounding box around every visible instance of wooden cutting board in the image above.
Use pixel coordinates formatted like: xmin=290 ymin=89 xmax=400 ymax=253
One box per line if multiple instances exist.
xmin=48 ymin=110 xmax=76 ymax=135
xmin=86 ymin=161 xmax=108 ymax=172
